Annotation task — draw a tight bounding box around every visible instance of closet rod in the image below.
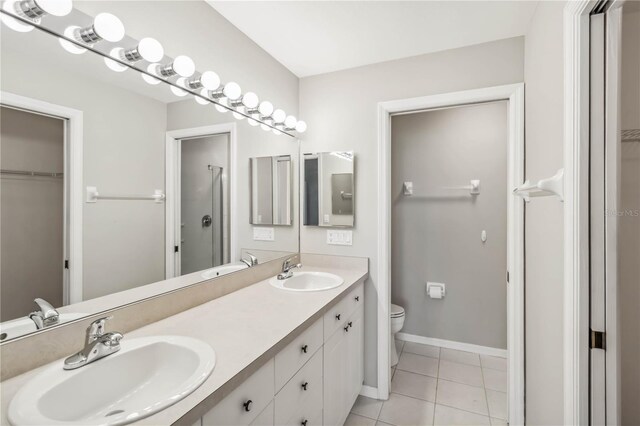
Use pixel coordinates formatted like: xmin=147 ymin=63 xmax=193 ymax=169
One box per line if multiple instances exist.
xmin=0 ymin=169 xmax=63 ymax=178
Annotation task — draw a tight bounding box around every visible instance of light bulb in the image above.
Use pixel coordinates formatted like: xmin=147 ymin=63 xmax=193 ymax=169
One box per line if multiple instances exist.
xmin=31 ymin=0 xmax=73 ymax=17
xmin=1 ymin=0 xmax=34 ymax=32
xmin=248 ymin=115 xmax=260 ymax=126
xmin=242 ymin=92 xmax=259 ymax=109
xmin=233 ymin=106 xmax=246 ymax=120
xmin=104 ymin=48 xmax=127 ymax=72
xmin=258 ymin=101 xmax=274 ymax=117
xmin=195 ymin=89 xmax=209 ymax=105
xmin=2 ymin=0 xmax=72 ymax=32
xmin=284 ymin=115 xmax=297 ymax=129
xmin=59 ymin=26 xmax=86 ymax=54
xmin=123 ymin=37 xmax=164 ymax=63
xmin=260 ymin=123 xmax=271 ymax=131
xmin=79 ymin=13 xmax=125 ymax=43
xmin=222 ymin=82 xmax=242 ymax=101
xmin=215 ymin=98 xmax=229 ymax=113
xmin=272 ymin=109 xmax=286 ymax=124
xmin=295 ymin=120 xmax=307 ymax=133
xmin=272 ymin=128 xmax=283 ymax=135
xmin=141 ymin=63 xmax=161 ymax=85
xmin=170 ymin=78 xmax=188 ymax=96
xmin=200 ymin=71 xmax=220 ymax=90
xmin=158 ymin=55 xmax=195 ymax=78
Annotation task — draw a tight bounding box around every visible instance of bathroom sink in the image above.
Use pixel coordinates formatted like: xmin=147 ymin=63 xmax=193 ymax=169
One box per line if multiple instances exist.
xmin=0 ymin=313 xmax=86 ymax=341
xmin=8 ymin=335 xmax=215 ymax=426
xmin=269 ymin=271 xmax=344 ymax=292
xmin=201 ymin=262 xmax=248 ymax=279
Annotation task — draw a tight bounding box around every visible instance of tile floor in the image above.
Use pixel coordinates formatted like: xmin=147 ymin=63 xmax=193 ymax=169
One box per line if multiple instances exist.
xmin=346 ymin=340 xmax=508 ymax=426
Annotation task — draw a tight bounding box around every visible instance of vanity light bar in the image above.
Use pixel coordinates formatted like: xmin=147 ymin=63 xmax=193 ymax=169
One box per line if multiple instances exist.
xmin=0 ymin=5 xmax=307 ymax=135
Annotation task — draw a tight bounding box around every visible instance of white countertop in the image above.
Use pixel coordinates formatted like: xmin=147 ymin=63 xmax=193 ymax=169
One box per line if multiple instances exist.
xmin=0 ymin=262 xmax=368 ymax=425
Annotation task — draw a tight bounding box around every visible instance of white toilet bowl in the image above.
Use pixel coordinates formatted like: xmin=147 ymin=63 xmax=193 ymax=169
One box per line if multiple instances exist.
xmin=390 ymin=304 xmax=405 ymax=366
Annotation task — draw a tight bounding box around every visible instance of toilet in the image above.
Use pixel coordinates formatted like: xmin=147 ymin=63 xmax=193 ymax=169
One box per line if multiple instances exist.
xmin=390 ymin=304 xmax=405 ymax=366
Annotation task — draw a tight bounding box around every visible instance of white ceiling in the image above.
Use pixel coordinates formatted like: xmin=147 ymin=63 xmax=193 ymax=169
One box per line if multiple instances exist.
xmin=207 ymin=1 xmax=539 ymax=78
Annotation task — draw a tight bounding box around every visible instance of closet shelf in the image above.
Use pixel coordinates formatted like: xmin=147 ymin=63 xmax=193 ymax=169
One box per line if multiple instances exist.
xmin=513 ymin=169 xmax=564 ymax=202
xmin=86 ymin=186 xmax=165 ymax=203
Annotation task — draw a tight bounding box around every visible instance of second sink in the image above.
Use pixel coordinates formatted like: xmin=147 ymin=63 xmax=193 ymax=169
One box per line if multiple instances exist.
xmin=269 ymin=271 xmax=344 ymax=292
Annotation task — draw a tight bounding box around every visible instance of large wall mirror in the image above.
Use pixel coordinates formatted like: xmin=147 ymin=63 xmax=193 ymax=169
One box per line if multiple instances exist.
xmin=303 ymin=151 xmax=355 ymax=227
xmin=0 ymin=2 xmax=299 ymax=342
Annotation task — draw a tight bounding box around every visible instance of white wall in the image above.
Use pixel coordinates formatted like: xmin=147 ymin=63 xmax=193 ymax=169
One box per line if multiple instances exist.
xmin=299 ymin=37 xmax=524 ymax=386
xmin=522 ymin=2 xmax=566 ymax=424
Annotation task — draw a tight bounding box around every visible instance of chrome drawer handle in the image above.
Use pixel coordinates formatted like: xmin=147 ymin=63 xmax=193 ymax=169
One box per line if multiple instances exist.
xmin=355 ymin=296 xmax=360 ymax=302
xmin=335 ymin=313 xmax=341 ymax=320
xmin=344 ymin=325 xmax=350 ymax=332
xmin=301 ymin=344 xmax=308 ymax=353
xmin=301 ymin=381 xmax=309 ymax=391
xmin=301 ymin=420 xmax=308 ymax=426
xmin=243 ymin=399 xmax=252 ymax=412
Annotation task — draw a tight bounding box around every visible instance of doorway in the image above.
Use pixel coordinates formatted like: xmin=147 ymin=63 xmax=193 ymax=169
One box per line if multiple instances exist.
xmin=377 ymin=84 xmax=525 ymax=425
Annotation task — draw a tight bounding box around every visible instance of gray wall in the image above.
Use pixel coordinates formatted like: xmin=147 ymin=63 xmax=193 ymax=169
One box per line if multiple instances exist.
xmin=0 ymin=107 xmax=64 ymax=320
xmin=523 ymin=2 xmax=566 ymax=424
xmin=299 ymin=37 xmax=524 ymax=387
xmin=620 ymin=5 xmax=640 ymax=425
xmin=391 ymin=102 xmax=508 ymax=350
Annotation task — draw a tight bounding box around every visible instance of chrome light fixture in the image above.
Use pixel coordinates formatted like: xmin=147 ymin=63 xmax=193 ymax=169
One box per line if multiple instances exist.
xmin=59 ymin=13 xmax=124 ymax=54
xmin=157 ymin=55 xmax=195 ymax=78
xmin=1 ymin=0 xmax=72 ymax=32
xmin=122 ymin=37 xmax=164 ymax=63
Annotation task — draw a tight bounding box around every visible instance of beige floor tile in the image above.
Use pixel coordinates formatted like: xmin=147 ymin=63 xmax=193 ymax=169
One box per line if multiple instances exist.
xmin=378 ymin=393 xmax=435 ymax=426
xmin=345 ymin=413 xmax=378 ymax=426
xmin=391 ymin=369 xmax=438 ymax=402
xmin=482 ymin=368 xmax=507 ymax=392
xmin=397 ymin=352 xmax=439 ymax=377
xmin=434 ymin=404 xmax=491 ymax=425
xmin=438 ymin=360 xmax=484 ymax=387
xmin=395 ymin=339 xmax=405 ymax=355
xmin=403 ymin=342 xmax=440 ymax=359
xmin=351 ymin=395 xmax=384 ymax=420
xmin=490 ymin=418 xmax=507 ymax=425
xmin=485 ymin=390 xmax=507 ymax=420
xmin=480 ymin=355 xmax=507 ymax=372
xmin=376 ymin=422 xmax=395 ymax=426
xmin=440 ymin=348 xmax=481 ymax=366
xmin=436 ymin=380 xmax=488 ymax=416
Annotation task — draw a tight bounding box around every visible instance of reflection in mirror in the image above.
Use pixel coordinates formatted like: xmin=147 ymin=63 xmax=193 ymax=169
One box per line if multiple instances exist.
xmin=303 ymin=152 xmax=355 ymax=227
xmin=250 ymin=155 xmax=293 ymax=226
xmin=0 ymin=3 xmax=299 ymax=342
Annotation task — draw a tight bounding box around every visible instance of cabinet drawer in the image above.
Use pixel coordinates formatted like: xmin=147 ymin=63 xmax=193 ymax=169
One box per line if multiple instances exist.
xmin=275 ymin=349 xmax=323 ymax=425
xmin=251 ymin=401 xmax=274 ymax=426
xmin=275 ymin=317 xmax=323 ymax=391
xmin=203 ymin=359 xmax=275 ymax=426
xmin=284 ymin=406 xmax=322 ymax=426
xmin=323 ymin=282 xmax=364 ymax=340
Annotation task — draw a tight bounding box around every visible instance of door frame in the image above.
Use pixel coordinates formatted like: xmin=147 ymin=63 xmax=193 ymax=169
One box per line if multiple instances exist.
xmin=165 ymin=123 xmax=237 ymax=278
xmin=376 ymin=83 xmax=525 ymax=425
xmin=0 ymin=91 xmax=83 ymax=305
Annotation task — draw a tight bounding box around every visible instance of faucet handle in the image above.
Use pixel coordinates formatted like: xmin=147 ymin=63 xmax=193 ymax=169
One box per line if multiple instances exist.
xmin=33 ymin=298 xmax=58 ymax=318
xmin=86 ymin=316 xmax=113 ymax=344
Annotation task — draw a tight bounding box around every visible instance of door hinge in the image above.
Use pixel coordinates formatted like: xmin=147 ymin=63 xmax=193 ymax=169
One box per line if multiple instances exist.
xmin=64 ymin=260 xmax=69 ymax=269
xmin=591 ymin=330 xmax=606 ymax=350
xmin=174 ymin=245 xmax=179 ymax=253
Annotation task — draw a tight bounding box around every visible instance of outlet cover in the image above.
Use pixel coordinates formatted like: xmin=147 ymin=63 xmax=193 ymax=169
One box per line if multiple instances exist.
xmin=327 ymin=229 xmax=353 ymax=246
xmin=253 ymin=227 xmax=274 ymax=241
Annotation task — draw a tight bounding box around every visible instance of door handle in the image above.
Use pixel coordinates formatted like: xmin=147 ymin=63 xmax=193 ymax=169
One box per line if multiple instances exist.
xmin=202 ymin=215 xmax=212 ymax=227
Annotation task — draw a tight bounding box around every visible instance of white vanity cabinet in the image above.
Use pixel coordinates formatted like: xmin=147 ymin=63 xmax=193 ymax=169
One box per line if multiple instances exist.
xmin=199 ymin=282 xmax=364 ymax=426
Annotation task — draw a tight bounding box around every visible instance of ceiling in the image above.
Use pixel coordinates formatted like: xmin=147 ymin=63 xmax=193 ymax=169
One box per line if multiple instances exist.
xmin=207 ymin=1 xmax=539 ymax=78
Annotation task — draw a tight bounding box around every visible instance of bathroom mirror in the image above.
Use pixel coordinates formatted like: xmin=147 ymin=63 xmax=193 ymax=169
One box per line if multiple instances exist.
xmin=303 ymin=151 xmax=355 ymax=227
xmin=0 ymin=2 xmax=300 ymax=342
xmin=250 ymin=155 xmax=293 ymax=226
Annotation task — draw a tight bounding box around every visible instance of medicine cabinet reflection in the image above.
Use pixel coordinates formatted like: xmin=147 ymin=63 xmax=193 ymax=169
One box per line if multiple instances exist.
xmin=250 ymin=155 xmax=293 ymax=226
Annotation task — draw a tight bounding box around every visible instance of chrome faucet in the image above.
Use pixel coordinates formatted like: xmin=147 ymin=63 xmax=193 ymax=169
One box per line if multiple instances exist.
xmin=241 ymin=252 xmax=258 ymax=267
xmin=277 ymin=257 xmax=302 ymax=280
xmin=29 ymin=298 xmax=59 ymax=329
xmin=64 ymin=316 xmax=123 ymax=370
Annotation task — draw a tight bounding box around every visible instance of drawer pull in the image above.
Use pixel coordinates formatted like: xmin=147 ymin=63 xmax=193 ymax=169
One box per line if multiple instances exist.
xmin=348 ymin=321 xmax=353 ymax=328
xmin=301 ymin=381 xmax=309 ymax=391
xmin=301 ymin=344 xmax=308 ymax=353
xmin=335 ymin=313 xmax=341 ymax=321
xmin=355 ymin=296 xmax=360 ymax=302
xmin=301 ymin=420 xmax=308 ymax=426
xmin=344 ymin=325 xmax=350 ymax=332
xmin=243 ymin=399 xmax=253 ymax=412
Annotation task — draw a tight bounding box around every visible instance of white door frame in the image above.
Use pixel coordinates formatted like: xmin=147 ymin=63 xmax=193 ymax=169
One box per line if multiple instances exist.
xmin=377 ymin=83 xmax=525 ymax=425
xmin=0 ymin=91 xmax=83 ymax=304
xmin=165 ymin=123 xmax=237 ymax=278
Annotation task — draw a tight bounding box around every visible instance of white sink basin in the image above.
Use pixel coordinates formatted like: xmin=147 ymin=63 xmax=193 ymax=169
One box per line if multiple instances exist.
xmin=269 ymin=271 xmax=344 ymax=292
xmin=201 ymin=262 xmax=248 ymax=279
xmin=0 ymin=313 xmax=86 ymax=341
xmin=8 ymin=336 xmax=215 ymax=426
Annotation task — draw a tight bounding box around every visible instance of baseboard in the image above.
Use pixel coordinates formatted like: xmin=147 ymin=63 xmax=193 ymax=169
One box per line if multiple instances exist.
xmin=359 ymin=385 xmax=379 ymax=399
xmin=396 ymin=332 xmax=507 ymax=358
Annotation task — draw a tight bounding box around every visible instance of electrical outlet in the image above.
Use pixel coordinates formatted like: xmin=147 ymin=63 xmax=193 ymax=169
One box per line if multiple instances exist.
xmin=253 ymin=227 xmax=274 ymax=241
xmin=327 ymin=230 xmax=353 ymax=246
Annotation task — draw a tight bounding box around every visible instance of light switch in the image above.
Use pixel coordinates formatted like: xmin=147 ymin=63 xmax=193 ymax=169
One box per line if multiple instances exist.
xmin=323 ymin=214 xmax=330 ymax=224
xmin=327 ymin=229 xmax=353 ymax=246
xmin=253 ymin=227 xmax=274 ymax=241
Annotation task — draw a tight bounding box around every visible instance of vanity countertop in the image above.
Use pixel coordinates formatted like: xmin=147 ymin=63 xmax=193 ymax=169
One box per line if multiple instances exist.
xmin=0 ymin=257 xmax=368 ymax=425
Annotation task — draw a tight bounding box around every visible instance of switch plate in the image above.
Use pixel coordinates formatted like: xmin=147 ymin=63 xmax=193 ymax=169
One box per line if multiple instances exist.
xmin=327 ymin=229 xmax=353 ymax=246
xmin=253 ymin=227 xmax=275 ymax=241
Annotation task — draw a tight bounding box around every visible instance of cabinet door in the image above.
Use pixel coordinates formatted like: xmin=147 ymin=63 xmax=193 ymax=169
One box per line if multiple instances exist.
xmin=323 ymin=321 xmax=350 ymax=426
xmin=346 ymin=307 xmax=364 ymax=405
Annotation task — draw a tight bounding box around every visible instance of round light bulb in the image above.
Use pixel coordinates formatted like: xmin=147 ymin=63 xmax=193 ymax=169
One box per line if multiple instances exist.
xmin=258 ymin=101 xmax=274 ymax=117
xmin=200 ymin=71 xmax=220 ymax=90
xmin=104 ymin=48 xmax=127 ymax=72
xmin=142 ymin=63 xmax=161 ymax=85
xmin=295 ymin=120 xmax=307 ymax=133
xmin=242 ymin=92 xmax=259 ymax=109
xmin=215 ymin=98 xmax=229 ymax=113
xmin=284 ymin=115 xmax=297 ymax=129
xmin=93 ymin=13 xmax=125 ymax=43
xmin=35 ymin=0 xmax=73 ymax=16
xmin=273 ymin=128 xmax=283 ymax=136
xmin=260 ymin=123 xmax=271 ymax=131
xmin=223 ymin=82 xmax=242 ymax=100
xmin=248 ymin=115 xmax=260 ymax=126
xmin=272 ymin=109 xmax=286 ymax=123
xmin=59 ymin=26 xmax=86 ymax=54
xmin=233 ymin=106 xmax=246 ymax=120
xmin=195 ymin=89 xmax=209 ymax=105
xmin=1 ymin=0 xmax=34 ymax=32
xmin=173 ymin=55 xmax=195 ymax=78
xmin=137 ymin=37 xmax=164 ymax=62
xmin=170 ymin=78 xmax=188 ymax=96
